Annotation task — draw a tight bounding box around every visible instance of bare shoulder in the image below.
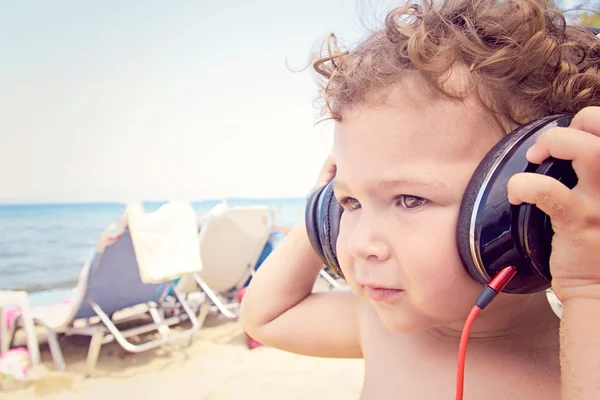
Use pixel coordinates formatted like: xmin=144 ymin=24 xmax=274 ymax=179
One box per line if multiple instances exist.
xmin=356 ymin=312 xmax=561 ymax=399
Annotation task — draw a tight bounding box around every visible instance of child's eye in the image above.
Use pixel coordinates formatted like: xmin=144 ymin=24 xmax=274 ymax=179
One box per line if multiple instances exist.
xmin=396 ymin=195 xmax=428 ymax=210
xmin=338 ymin=197 xmax=361 ymax=211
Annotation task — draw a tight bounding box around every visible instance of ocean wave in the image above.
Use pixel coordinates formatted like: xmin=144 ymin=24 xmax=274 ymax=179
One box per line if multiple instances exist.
xmin=0 ymin=278 xmax=79 ymax=294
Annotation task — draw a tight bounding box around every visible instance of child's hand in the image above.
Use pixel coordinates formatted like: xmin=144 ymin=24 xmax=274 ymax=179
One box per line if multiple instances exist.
xmin=315 ymin=153 xmax=337 ymax=189
xmin=508 ymin=106 xmax=600 ymax=302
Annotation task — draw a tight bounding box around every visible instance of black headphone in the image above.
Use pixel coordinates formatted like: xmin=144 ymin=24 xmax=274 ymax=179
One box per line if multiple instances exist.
xmin=305 ymin=27 xmax=599 ymax=295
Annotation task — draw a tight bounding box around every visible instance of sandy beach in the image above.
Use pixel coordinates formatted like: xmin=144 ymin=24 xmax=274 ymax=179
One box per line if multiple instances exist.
xmin=3 ymin=313 xmax=364 ymax=400
xmin=0 ymin=203 xmax=363 ymax=399
xmin=3 ymin=277 xmax=364 ymax=400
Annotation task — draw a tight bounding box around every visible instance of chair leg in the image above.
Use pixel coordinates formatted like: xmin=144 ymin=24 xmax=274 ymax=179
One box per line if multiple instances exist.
xmin=1 ymin=311 xmax=41 ymax=366
xmin=0 ymin=307 xmax=8 ymax=355
xmin=85 ymin=331 xmax=104 ymax=377
xmin=18 ymin=304 xmax=41 ymax=365
xmin=148 ymin=303 xmax=170 ymax=337
xmin=193 ymin=275 xmax=238 ymax=319
xmin=46 ymin=329 xmax=66 ymax=371
xmin=319 ymin=269 xmax=342 ymax=290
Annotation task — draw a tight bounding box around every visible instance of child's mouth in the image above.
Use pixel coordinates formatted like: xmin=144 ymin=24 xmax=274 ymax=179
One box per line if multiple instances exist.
xmin=363 ymin=286 xmax=404 ymax=302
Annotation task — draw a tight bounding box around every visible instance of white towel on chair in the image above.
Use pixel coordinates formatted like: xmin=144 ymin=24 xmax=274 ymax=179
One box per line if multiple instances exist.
xmin=127 ymin=202 xmax=203 ymax=284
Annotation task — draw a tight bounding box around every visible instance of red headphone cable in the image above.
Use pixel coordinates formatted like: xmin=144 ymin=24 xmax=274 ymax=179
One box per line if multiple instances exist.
xmin=455 ymin=265 xmax=517 ymax=400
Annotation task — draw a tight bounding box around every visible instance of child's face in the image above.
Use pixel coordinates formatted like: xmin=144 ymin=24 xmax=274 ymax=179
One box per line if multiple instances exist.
xmin=332 ymin=87 xmax=509 ymax=333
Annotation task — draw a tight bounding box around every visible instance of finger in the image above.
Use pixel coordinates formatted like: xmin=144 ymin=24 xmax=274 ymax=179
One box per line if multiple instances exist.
xmin=325 ymin=153 xmax=336 ymax=169
xmin=525 ymin=127 xmax=600 ymax=193
xmin=322 ymin=158 xmax=337 ymax=177
xmin=317 ymin=154 xmax=337 ymax=186
xmin=526 ymin=127 xmax=600 ymax=164
xmin=569 ymin=106 xmax=600 ymax=138
xmin=507 ymin=172 xmax=582 ymax=229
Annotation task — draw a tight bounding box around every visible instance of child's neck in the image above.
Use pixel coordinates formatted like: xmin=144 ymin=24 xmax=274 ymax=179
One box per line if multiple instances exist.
xmin=428 ymin=292 xmax=560 ymax=347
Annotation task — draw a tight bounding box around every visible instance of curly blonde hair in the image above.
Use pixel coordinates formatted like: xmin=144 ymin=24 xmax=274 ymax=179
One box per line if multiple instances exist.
xmin=312 ymin=0 xmax=600 ymax=129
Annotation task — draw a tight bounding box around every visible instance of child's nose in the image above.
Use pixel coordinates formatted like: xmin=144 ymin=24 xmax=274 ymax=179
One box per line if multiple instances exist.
xmin=344 ymin=211 xmax=391 ymax=262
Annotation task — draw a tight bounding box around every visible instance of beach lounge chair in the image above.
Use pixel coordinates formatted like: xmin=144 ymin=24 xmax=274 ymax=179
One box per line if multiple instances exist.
xmin=175 ymin=204 xmax=274 ymax=319
xmin=0 ymin=291 xmax=41 ymax=366
xmin=8 ymin=202 xmax=209 ymax=376
xmin=264 ymin=227 xmax=343 ymax=291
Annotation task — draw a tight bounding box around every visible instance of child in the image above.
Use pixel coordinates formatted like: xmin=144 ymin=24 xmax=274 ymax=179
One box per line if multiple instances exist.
xmin=240 ymin=0 xmax=600 ymax=398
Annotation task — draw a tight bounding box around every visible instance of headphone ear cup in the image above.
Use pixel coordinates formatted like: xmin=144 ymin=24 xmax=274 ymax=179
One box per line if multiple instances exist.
xmin=456 ymin=128 xmax=531 ymax=285
xmin=317 ymin=183 xmax=344 ymax=277
xmin=305 ymin=182 xmax=344 ymax=277
xmin=305 ymin=185 xmax=328 ymax=265
xmin=457 ymin=114 xmax=574 ymax=294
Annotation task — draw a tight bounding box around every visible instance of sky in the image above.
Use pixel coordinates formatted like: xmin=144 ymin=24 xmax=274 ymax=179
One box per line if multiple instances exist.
xmin=0 ymin=0 xmax=401 ymax=203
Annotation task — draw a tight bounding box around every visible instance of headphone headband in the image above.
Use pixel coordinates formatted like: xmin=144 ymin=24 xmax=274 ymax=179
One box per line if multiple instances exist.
xmin=587 ymin=26 xmax=600 ymax=37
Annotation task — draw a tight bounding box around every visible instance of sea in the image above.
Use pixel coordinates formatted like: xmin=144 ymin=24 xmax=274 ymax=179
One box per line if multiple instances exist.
xmin=0 ymin=198 xmax=306 ymax=294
